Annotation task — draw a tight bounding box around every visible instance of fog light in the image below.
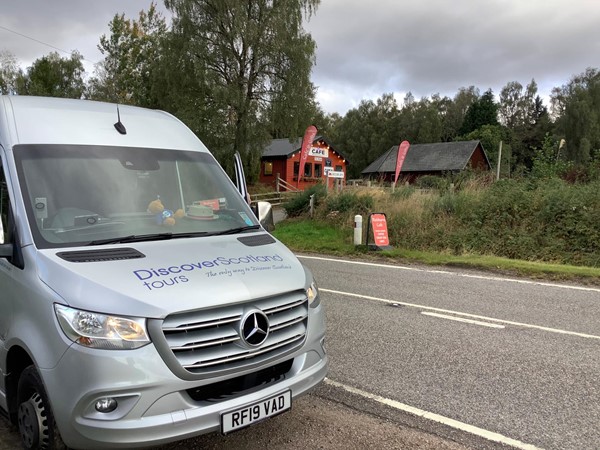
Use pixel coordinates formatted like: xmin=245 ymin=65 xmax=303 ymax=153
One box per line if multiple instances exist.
xmin=95 ymin=397 xmax=118 ymax=413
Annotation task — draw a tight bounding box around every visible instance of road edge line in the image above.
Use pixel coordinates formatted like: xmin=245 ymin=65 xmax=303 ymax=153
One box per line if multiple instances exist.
xmin=321 ymin=288 xmax=600 ymax=340
xmin=324 ymin=378 xmax=542 ymax=450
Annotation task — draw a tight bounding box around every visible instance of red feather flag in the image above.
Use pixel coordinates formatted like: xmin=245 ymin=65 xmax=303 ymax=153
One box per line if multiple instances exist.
xmin=298 ymin=125 xmax=318 ymax=188
xmin=394 ymin=140 xmax=410 ymax=187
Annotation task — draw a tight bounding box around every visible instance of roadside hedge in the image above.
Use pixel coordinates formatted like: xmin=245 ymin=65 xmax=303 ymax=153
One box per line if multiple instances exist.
xmin=291 ymin=178 xmax=600 ymax=267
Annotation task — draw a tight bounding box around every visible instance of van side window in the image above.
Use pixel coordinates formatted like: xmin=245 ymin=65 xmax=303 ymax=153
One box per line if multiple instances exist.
xmin=1 ymin=166 xmax=8 ymax=244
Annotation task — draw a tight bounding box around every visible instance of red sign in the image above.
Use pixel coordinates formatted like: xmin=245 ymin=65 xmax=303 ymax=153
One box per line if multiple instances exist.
xmin=370 ymin=213 xmax=390 ymax=247
xmin=298 ymin=125 xmax=318 ymax=187
xmin=394 ymin=140 xmax=410 ymax=186
xmin=196 ymin=199 xmax=220 ymax=210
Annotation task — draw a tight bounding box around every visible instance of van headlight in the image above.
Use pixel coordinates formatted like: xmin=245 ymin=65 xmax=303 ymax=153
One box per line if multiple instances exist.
xmin=55 ymin=304 xmax=150 ymax=350
xmin=306 ymin=280 xmax=321 ymax=308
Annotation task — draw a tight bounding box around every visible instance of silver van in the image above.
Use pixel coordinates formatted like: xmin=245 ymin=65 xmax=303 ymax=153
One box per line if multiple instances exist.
xmin=0 ymin=96 xmax=327 ymax=449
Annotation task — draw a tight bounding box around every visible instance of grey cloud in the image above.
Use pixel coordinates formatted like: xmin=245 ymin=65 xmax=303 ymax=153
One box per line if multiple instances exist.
xmin=0 ymin=0 xmax=170 ymax=67
xmin=1 ymin=0 xmax=598 ymax=114
xmin=308 ymin=0 xmax=600 ymax=111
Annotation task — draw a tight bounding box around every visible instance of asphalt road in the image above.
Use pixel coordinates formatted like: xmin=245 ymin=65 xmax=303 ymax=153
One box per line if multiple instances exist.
xmin=3 ymin=252 xmax=598 ymax=449
xmin=299 ymin=254 xmax=600 ymax=450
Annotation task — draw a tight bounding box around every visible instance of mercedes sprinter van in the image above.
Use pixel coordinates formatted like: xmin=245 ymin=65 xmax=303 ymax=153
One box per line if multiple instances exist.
xmin=0 ymin=96 xmax=327 ymax=449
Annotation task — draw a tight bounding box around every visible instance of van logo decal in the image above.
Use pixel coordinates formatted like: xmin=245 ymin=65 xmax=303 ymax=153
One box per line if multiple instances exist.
xmin=132 ymin=254 xmax=292 ymax=291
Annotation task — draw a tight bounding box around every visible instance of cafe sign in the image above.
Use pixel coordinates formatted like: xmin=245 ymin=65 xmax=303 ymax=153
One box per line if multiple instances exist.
xmin=308 ymin=147 xmax=329 ymax=157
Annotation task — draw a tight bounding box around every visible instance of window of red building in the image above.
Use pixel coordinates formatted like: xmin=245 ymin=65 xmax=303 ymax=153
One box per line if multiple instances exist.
xmin=304 ymin=163 xmax=312 ymax=178
xmin=264 ymin=161 xmax=273 ymax=176
xmin=314 ymin=164 xmax=322 ymax=178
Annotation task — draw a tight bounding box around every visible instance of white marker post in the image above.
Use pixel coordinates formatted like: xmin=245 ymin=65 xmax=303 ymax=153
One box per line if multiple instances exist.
xmin=354 ymin=215 xmax=363 ymax=246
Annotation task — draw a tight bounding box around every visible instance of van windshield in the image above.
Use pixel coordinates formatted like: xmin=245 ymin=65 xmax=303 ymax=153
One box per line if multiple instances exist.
xmin=14 ymin=144 xmax=259 ymax=249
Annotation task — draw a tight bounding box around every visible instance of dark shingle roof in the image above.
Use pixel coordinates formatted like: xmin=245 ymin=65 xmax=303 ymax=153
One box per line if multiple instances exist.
xmin=263 ymin=136 xmax=348 ymax=162
xmin=361 ymin=140 xmax=489 ymax=174
xmin=263 ymin=137 xmax=305 ymax=157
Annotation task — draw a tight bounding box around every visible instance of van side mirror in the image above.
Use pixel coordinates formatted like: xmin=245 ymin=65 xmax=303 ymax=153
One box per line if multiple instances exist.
xmin=0 ymin=220 xmax=12 ymax=256
xmin=255 ymin=201 xmax=274 ymax=232
xmin=0 ymin=215 xmax=4 ymax=244
xmin=0 ymin=210 xmax=23 ymax=267
xmin=0 ymin=244 xmax=12 ymax=258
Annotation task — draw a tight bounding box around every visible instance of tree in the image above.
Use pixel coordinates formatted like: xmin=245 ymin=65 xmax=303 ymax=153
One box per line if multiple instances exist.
xmin=162 ymin=0 xmax=320 ymax=180
xmin=498 ymin=80 xmax=553 ymax=170
xmin=413 ymin=95 xmax=444 ymax=143
xmin=498 ymin=80 xmax=539 ymax=130
xmin=459 ymin=89 xmax=498 ymax=135
xmin=462 ymin=124 xmax=511 ymax=176
xmin=530 ymin=134 xmax=571 ymax=179
xmin=88 ymin=2 xmax=167 ymax=106
xmin=0 ymin=50 xmax=21 ymax=95
xmin=151 ymin=26 xmax=229 ymax=155
xmin=441 ymin=86 xmax=479 ymax=142
xmin=551 ymin=68 xmax=600 ymax=165
xmin=329 ymin=93 xmax=400 ymax=178
xmin=499 ymin=81 xmax=526 ymax=129
xmin=16 ymin=51 xmax=85 ymax=98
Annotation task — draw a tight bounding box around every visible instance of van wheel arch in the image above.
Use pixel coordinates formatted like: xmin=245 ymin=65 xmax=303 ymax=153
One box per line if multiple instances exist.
xmin=5 ymin=345 xmax=34 ymax=424
xmin=17 ymin=365 xmax=67 ymax=449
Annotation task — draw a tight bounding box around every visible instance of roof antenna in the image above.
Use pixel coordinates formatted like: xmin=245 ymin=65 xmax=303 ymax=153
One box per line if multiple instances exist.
xmin=114 ymin=105 xmax=127 ymax=135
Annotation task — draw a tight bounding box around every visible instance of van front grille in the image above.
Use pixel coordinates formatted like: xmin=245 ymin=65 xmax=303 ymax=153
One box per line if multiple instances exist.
xmin=160 ymin=290 xmax=308 ymax=375
xmin=186 ymin=359 xmax=294 ymax=403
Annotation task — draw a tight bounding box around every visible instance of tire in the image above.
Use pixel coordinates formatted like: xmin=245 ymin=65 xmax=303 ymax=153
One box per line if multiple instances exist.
xmin=17 ymin=366 xmax=67 ymax=450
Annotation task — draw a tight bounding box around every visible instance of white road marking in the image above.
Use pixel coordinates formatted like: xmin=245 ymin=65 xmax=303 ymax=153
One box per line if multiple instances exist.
xmin=324 ymin=378 xmax=542 ymax=450
xmin=421 ymin=311 xmax=505 ymax=328
xmin=298 ymin=255 xmax=600 ymax=293
xmin=321 ymin=288 xmax=600 ymax=340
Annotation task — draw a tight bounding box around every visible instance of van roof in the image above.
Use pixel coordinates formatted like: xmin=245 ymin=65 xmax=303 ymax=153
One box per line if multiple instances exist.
xmin=0 ymin=96 xmax=207 ymax=152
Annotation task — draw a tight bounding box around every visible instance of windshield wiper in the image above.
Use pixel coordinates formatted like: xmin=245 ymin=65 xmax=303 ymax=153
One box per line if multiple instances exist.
xmin=87 ymin=226 xmax=259 ymax=245
xmin=210 ymin=225 xmax=261 ymax=236
xmin=168 ymin=231 xmax=211 ymax=239
xmin=88 ymin=232 xmax=175 ymax=246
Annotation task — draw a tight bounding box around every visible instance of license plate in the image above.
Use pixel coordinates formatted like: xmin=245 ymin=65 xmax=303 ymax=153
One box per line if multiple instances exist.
xmin=221 ymin=390 xmax=291 ymax=434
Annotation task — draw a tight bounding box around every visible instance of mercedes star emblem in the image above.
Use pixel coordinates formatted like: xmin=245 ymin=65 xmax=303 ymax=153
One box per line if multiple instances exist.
xmin=241 ymin=311 xmax=270 ymax=347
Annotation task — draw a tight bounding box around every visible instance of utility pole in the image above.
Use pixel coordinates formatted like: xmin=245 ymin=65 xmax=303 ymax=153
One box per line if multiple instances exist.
xmin=496 ymin=141 xmax=503 ymax=181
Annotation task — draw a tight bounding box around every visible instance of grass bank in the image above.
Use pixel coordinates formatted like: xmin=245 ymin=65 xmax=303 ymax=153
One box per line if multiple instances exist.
xmin=274 ymin=176 xmax=600 ymax=282
xmin=273 ymin=219 xmax=600 ymax=283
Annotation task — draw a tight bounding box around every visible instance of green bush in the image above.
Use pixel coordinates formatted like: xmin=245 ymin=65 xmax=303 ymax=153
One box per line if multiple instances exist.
xmin=313 ymin=178 xmax=600 ymax=267
xmin=391 ymin=186 xmax=415 ymax=199
xmin=415 ymin=175 xmax=449 ymax=190
xmin=324 ymin=192 xmax=374 ymax=215
xmin=283 ymin=184 xmax=327 ymax=217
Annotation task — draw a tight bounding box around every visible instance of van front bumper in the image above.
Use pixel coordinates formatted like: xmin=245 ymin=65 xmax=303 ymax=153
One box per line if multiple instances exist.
xmin=41 ymin=335 xmax=327 ymax=449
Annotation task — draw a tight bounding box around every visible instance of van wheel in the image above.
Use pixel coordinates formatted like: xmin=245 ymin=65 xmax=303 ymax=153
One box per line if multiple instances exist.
xmin=17 ymin=366 xmax=66 ymax=450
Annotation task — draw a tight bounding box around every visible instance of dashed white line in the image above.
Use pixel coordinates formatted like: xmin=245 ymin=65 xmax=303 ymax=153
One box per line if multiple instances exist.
xmin=421 ymin=311 xmax=505 ymax=328
xmin=298 ymin=255 xmax=600 ymax=293
xmin=324 ymin=378 xmax=542 ymax=450
xmin=321 ymin=288 xmax=600 ymax=340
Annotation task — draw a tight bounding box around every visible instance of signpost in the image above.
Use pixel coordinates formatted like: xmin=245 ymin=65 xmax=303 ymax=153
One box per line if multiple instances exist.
xmin=325 ymin=169 xmax=344 ymax=191
xmin=326 ymin=170 xmax=344 ymax=178
xmin=366 ymin=213 xmax=393 ymax=251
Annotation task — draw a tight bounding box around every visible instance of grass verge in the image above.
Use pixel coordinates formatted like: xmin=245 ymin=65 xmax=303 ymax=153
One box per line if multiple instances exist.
xmin=272 ymin=219 xmax=600 ymax=284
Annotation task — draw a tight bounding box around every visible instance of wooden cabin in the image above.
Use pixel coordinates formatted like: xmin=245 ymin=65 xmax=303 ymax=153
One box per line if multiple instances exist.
xmin=361 ymin=140 xmax=491 ymax=183
xmin=260 ymin=136 xmax=349 ymax=191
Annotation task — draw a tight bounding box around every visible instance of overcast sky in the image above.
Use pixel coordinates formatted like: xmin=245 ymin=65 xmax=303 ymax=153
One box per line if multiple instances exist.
xmin=1 ymin=0 xmax=599 ymax=115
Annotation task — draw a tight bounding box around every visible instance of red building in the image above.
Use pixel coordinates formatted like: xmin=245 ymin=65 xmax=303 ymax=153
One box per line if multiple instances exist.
xmin=260 ymin=136 xmax=349 ymax=191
